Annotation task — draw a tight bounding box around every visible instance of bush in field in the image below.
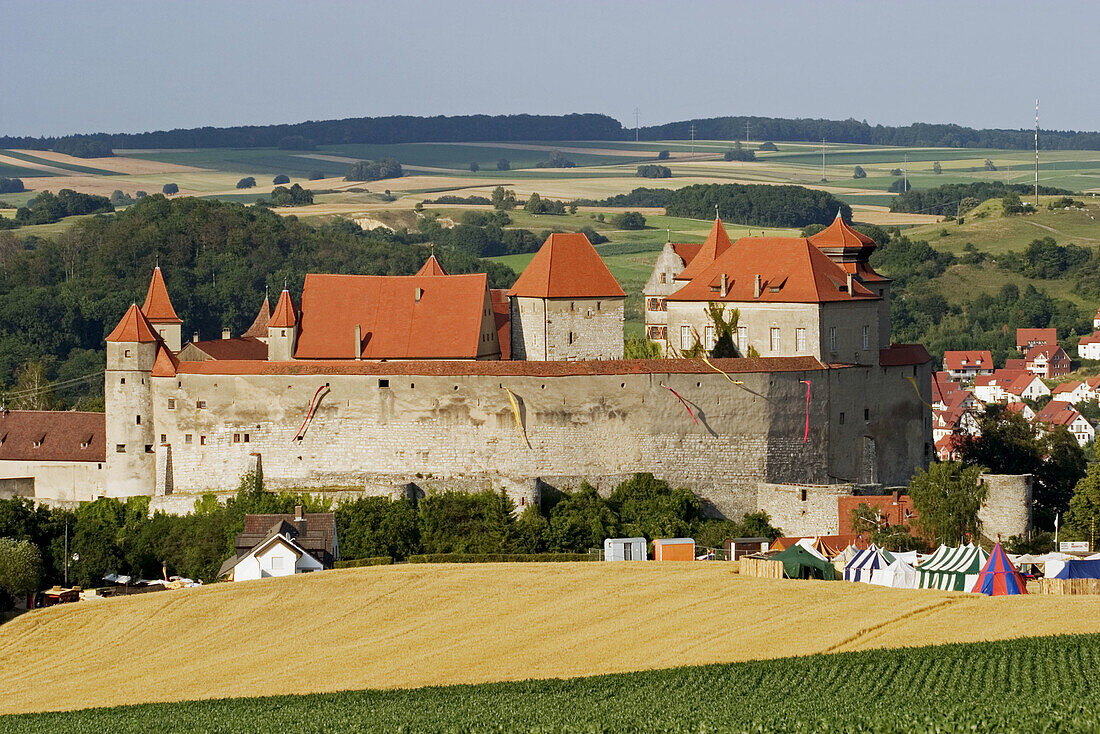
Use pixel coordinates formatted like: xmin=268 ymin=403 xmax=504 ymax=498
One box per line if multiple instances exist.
xmin=162 ymin=183 xmax=179 ymax=194
xmin=611 ymin=211 xmax=646 ymax=229
xmin=345 ymin=158 xmax=403 ymax=181
xmin=272 ymin=174 xmax=290 ymax=185
xmin=236 ymin=177 xmax=256 ymax=189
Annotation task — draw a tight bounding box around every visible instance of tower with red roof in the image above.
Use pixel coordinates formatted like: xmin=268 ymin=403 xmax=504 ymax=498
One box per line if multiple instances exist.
xmin=104 ymin=303 xmax=161 ymax=496
xmin=141 ymin=266 xmax=183 ymax=352
xmin=267 ymin=288 xmax=299 ymax=361
xmin=507 ymin=232 xmax=625 ymax=360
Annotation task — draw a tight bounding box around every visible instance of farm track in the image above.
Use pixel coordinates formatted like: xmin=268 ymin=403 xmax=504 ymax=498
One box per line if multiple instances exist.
xmin=5 ymin=563 xmax=1100 ymax=715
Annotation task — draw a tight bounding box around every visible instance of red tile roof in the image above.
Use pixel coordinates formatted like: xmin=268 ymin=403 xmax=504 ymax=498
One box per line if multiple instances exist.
xmin=243 ymin=297 xmax=272 ymax=338
xmin=1035 ymin=400 xmax=1084 ymax=427
xmin=151 ymin=345 xmax=178 ymax=377
xmin=0 ymin=410 xmax=105 ymax=462
xmin=670 ymin=243 xmax=704 ymax=270
xmin=106 ymin=304 xmax=161 ymax=343
xmin=1004 ymin=358 xmax=1026 ymax=370
xmin=186 ymin=337 xmax=268 ymax=361
xmin=168 ymin=356 xmax=832 ymax=378
xmin=269 ymin=289 xmax=297 ymax=328
xmin=1025 ymin=344 xmax=1068 ymax=361
xmin=416 ymin=255 xmax=448 ymax=276
xmin=674 ymin=219 xmax=734 ymax=282
xmin=490 ymin=288 xmax=511 ymax=361
xmin=295 ymin=273 xmax=492 ymax=360
xmin=807 ymin=212 xmax=875 ymax=249
xmin=508 ymin=233 xmax=625 ymax=299
xmin=1079 ymin=333 xmax=1100 ymax=346
xmin=669 ymin=237 xmax=878 ymax=304
xmin=942 ymin=350 xmax=993 ymax=371
xmin=879 ymin=344 xmax=931 ymax=367
xmin=932 ymin=372 xmax=962 ymax=403
xmin=1016 ymin=328 xmax=1056 ymax=348
xmin=1004 ymin=372 xmax=1043 ymax=396
xmin=1052 ymin=381 xmax=1082 ymax=395
xmin=141 ymin=267 xmax=182 ymax=324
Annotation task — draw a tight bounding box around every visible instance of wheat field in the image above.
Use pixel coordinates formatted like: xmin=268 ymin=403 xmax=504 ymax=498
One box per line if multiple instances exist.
xmin=2 ymin=563 xmax=1100 ymax=715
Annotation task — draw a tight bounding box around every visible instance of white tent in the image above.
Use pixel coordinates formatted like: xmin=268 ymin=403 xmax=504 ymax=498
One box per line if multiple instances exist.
xmin=870 ymin=558 xmax=918 ymax=589
xmin=795 ymin=537 xmax=829 ymax=561
xmin=844 ymin=544 xmax=895 ymax=583
xmin=892 ymin=550 xmax=919 ymax=565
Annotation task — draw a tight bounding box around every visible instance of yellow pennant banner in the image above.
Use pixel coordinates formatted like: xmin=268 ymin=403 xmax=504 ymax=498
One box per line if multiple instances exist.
xmin=701 ymin=356 xmax=744 ymax=385
xmin=906 ymin=376 xmax=936 ymax=409
xmin=503 ymin=387 xmax=532 ymax=449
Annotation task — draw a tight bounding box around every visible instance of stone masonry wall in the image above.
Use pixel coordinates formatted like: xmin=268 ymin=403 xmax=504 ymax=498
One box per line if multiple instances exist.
xmin=979 ymin=473 xmax=1032 ymax=539
xmin=756 ymin=481 xmax=854 ymax=536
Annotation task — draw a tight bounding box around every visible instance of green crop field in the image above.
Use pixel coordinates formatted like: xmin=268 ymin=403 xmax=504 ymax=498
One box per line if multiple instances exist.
xmin=0 ymin=150 xmax=122 ymax=176
xmin=0 ymin=160 xmax=61 ymax=178
xmin=5 ymin=633 xmax=1099 ymax=733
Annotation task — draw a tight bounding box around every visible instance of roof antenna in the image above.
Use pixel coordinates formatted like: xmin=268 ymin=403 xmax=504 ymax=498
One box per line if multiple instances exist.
xmin=666 ymin=227 xmax=670 ymax=243
xmin=155 ymin=254 xmax=160 ymax=268
xmin=284 ymin=276 xmax=288 ymax=291
xmin=715 ymin=203 xmax=720 ymax=220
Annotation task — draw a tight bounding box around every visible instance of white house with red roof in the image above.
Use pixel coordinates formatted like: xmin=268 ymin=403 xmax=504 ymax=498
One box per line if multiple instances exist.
xmin=1078 ymin=333 xmax=1100 ymax=361
xmin=1025 ymin=345 xmax=1071 ymax=378
xmin=1051 ymin=380 xmax=1093 ymax=405
xmin=1094 ymin=308 xmax=1100 ymax=331
xmin=1005 ymin=402 xmax=1037 ymax=421
xmin=942 ymin=351 xmax=994 ymax=382
xmin=0 ymin=411 xmax=106 ymax=501
xmin=1034 ymin=400 xmax=1095 ymax=446
xmin=1016 ymin=328 xmax=1057 ymax=353
xmin=1004 ymin=372 xmax=1051 ymax=402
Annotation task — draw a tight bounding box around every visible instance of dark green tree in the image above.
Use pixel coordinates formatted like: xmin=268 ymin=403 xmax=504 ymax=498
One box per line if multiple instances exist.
xmin=853 ymin=166 xmax=867 ymax=179
xmin=548 ymin=483 xmax=618 ymax=553
xmin=909 ymin=462 xmax=988 ymax=546
xmin=468 ymin=161 xmax=480 ymax=173
xmin=236 ymin=177 xmax=256 ymax=189
xmin=496 ymin=159 xmax=510 ymax=171
xmin=162 ymin=183 xmax=179 ymax=194
xmin=272 ymin=174 xmax=290 ymax=185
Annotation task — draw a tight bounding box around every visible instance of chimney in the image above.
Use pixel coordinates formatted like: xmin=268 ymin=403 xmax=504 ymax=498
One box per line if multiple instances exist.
xmin=221 ymin=328 xmax=231 ymax=340
xmin=720 ymin=273 xmax=728 ymax=298
xmin=192 ymin=331 xmax=199 ymax=343
xmin=414 ymin=287 xmax=423 ymax=303
xmin=753 ymin=274 xmax=761 ymax=299
xmin=846 ymin=272 xmax=854 ymax=294
xmin=354 ymin=324 xmax=362 ymax=361
xmin=294 ymin=505 xmax=304 ymax=521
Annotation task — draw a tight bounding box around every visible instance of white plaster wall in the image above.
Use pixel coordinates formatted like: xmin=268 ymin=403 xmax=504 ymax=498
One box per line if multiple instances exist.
xmin=0 ymin=461 xmax=106 ymax=502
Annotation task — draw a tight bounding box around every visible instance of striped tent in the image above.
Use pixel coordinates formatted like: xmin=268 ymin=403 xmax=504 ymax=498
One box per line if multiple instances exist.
xmin=971 ymin=543 xmax=1027 ymax=595
xmin=844 ymin=544 xmax=896 ymax=583
xmin=917 ymin=543 xmax=990 ymax=591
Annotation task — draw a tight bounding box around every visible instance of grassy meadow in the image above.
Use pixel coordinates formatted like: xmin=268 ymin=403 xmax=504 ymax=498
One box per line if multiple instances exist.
xmin=5 ymin=563 xmax=1100 ymax=716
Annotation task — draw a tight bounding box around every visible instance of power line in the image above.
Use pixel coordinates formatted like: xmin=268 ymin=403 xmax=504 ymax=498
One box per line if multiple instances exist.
xmin=1 ymin=370 xmax=104 ymax=399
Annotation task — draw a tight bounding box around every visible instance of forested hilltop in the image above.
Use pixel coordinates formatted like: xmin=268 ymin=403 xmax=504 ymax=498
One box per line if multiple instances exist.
xmin=6 ymin=112 xmax=1100 ymax=154
xmin=0 ymin=197 xmax=516 ymax=408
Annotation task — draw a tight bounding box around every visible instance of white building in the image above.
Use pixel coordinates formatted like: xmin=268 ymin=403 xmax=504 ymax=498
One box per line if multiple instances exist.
xmin=604 ymin=537 xmax=647 ymax=561
xmin=219 ymin=520 xmax=326 ymax=581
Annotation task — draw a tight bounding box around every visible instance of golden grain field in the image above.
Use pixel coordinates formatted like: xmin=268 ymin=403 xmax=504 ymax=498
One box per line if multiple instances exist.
xmin=1 ymin=563 xmax=1099 ymax=715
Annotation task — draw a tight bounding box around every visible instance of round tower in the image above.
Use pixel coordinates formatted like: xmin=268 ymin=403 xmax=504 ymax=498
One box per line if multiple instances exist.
xmin=105 ymin=304 xmax=159 ymax=496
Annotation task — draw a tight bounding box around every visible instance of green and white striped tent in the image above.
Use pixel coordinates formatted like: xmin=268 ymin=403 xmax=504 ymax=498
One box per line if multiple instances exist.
xmin=917 ymin=543 xmax=990 ymax=591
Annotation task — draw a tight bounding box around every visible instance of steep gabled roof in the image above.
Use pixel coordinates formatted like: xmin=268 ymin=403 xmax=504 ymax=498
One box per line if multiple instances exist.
xmin=1025 ymin=344 xmax=1068 ymax=361
xmin=415 ymin=255 xmax=448 ymax=277
xmin=1016 ymin=327 xmax=1057 ymax=347
xmin=268 ymin=289 xmax=297 ymax=328
xmin=183 ymin=337 xmax=267 ymax=361
xmin=106 ymin=304 xmax=161 ymax=343
xmin=151 ymin=345 xmax=179 ymax=377
xmin=295 ymin=273 xmax=493 ymax=359
xmin=942 ymin=350 xmax=993 ymax=371
xmin=141 ymin=267 xmax=182 ymax=324
xmin=674 ymin=218 xmax=735 ymax=282
xmin=243 ymin=297 xmax=272 ymax=338
xmin=508 ymin=233 xmax=625 ymax=299
xmin=668 ymin=237 xmax=877 ymax=304
xmin=0 ymin=410 xmax=105 ymax=462
xmin=670 ymin=243 xmax=704 ymax=270
xmin=490 ymin=288 xmax=511 ymax=361
xmin=1036 ymin=400 xmax=1085 ymax=427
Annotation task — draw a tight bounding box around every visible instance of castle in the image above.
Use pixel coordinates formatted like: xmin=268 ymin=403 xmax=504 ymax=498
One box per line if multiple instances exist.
xmin=1 ymin=222 xmax=936 ymax=533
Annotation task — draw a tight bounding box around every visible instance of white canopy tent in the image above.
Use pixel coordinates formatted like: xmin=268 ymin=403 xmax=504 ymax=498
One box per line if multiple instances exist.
xmin=870 ymin=558 xmax=918 ymax=589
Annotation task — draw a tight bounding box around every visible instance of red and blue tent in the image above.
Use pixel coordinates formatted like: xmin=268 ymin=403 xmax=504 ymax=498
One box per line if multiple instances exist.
xmin=970 ymin=543 xmax=1027 ymax=596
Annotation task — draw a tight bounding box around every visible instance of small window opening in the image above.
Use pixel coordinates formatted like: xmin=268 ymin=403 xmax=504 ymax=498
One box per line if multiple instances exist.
xmin=184 ymin=434 xmax=192 ymax=444
xmin=144 ymin=445 xmax=153 ymax=453
xmin=135 ymin=415 xmax=141 ymax=425
xmin=124 ymin=349 xmax=131 ymax=358
xmin=196 ymin=400 xmax=206 ymax=409
xmin=243 ymin=434 xmax=250 ymax=443
xmin=233 ymin=434 xmax=241 ymax=443
xmin=168 ymin=398 xmax=176 ymax=409
xmin=864 ymin=408 xmax=870 ymax=421
xmin=160 ymin=434 xmax=166 ymax=443
xmin=120 ymin=377 xmax=126 ymax=385
xmin=200 ymin=436 xmax=206 ymax=446
xmin=116 ymin=444 xmax=126 ymax=453
xmin=800 ymin=489 xmax=807 ymax=502
xmin=839 ymin=412 xmax=846 ymax=425
xmin=379 ymin=379 xmax=390 ymax=388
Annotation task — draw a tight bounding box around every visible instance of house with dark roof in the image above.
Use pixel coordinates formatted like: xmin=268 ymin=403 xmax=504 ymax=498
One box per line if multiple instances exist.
xmin=0 ymin=411 xmax=106 ymax=501
xmin=1024 ymin=344 xmax=1071 ymax=378
xmin=1034 ymin=400 xmax=1095 ymax=446
xmin=218 ymin=506 xmax=337 ymax=582
xmin=643 ymin=219 xmax=725 ymax=352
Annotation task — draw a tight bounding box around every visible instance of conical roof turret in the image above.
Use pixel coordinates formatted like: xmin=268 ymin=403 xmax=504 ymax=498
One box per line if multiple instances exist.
xmin=141 ymin=267 xmax=182 ymax=324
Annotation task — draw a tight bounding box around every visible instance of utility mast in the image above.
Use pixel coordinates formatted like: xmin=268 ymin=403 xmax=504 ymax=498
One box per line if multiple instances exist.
xmin=634 ymin=107 xmax=640 ymax=143
xmin=1035 ymin=98 xmax=1040 ymax=206
xmin=903 ymin=153 xmax=908 ymax=193
xmin=690 ymin=123 xmax=696 ymax=157
xmin=821 ymin=138 xmax=827 ymax=181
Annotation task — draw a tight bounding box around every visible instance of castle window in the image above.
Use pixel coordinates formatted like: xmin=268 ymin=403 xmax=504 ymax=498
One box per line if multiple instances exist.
xmin=705 ymin=325 xmax=715 ymax=348
xmin=659 ymin=273 xmax=666 ymax=284
xmin=862 ymin=325 xmax=870 ymax=350
xmin=864 ymin=408 xmax=870 ymax=421
xmin=281 ymin=329 xmax=286 ymax=336
xmin=244 ymin=434 xmax=250 ymax=443
xmin=829 ymin=327 xmax=837 ymax=353
xmin=379 ymin=379 xmax=390 ymax=388
xmin=185 ymin=434 xmax=192 ymax=444
xmin=120 ymin=378 xmax=125 ymax=385
xmin=116 ymin=444 xmax=126 ymax=453
xmin=145 ymin=445 xmax=153 ymax=453
xmin=124 ymin=349 xmax=131 ymax=358
xmin=568 ymin=331 xmax=574 ymax=345
xmin=769 ymin=327 xmax=780 ymax=352
xmin=200 ymin=436 xmax=206 ymax=446
xmin=597 ymin=302 xmax=601 ymax=311
xmin=136 ymin=415 xmax=141 ymax=425
xmin=196 ymin=400 xmax=206 ymax=409
xmin=737 ymin=326 xmax=747 ymax=349
xmin=233 ymin=434 xmax=241 ymax=443
xmin=839 ymin=412 xmax=846 ymax=425
xmin=680 ymin=325 xmax=692 ymax=350
xmin=795 ymin=328 xmax=806 ymax=352
xmin=168 ymin=399 xmax=176 ymax=409
xmin=800 ymin=489 xmax=807 ymax=502
xmin=160 ymin=434 xmax=166 ymax=443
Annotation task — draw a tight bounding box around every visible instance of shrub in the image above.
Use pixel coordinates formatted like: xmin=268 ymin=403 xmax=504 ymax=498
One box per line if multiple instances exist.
xmin=0 ymin=178 xmax=24 ymax=194
xmin=469 ymin=161 xmax=480 ymax=173
xmin=723 ymin=149 xmax=756 ymax=162
xmin=345 ymin=158 xmax=403 ymax=182
xmin=758 ymin=141 xmax=778 ymax=151
xmin=236 ymin=177 xmax=257 ymax=189
xmin=611 ymin=211 xmax=646 ymax=229
xmin=272 ymin=174 xmax=290 ymax=185
xmin=636 ymin=164 xmax=671 ymax=179
xmin=535 ymin=151 xmax=575 ymax=168
xmin=496 ymin=159 xmax=510 ymax=171
xmin=853 ymin=166 xmax=866 ymax=179
xmin=162 ymin=183 xmax=179 ymax=194
xmin=657 ymin=150 xmax=670 ymax=160
xmin=333 ymin=556 xmax=393 ymax=568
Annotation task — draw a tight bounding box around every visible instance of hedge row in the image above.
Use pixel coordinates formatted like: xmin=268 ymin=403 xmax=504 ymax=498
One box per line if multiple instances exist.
xmin=333 ymin=556 xmax=393 ymax=569
xmin=407 ymin=553 xmax=593 ymax=564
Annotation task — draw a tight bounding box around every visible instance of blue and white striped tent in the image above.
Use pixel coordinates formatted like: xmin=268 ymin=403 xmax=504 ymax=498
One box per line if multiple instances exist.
xmin=844 ymin=544 xmax=896 ymax=583
xmin=917 ymin=543 xmax=989 ymax=591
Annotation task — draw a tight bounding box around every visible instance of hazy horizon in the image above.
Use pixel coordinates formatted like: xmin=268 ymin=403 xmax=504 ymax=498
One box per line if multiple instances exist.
xmin=4 ymin=0 xmax=1099 ymax=138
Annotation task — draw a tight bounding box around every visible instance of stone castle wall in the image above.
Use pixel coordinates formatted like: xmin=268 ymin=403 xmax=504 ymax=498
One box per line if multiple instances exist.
xmin=979 ymin=473 xmax=1032 ymax=539
xmin=511 ymin=297 xmax=625 ymax=361
xmin=123 ymin=360 xmax=931 ymax=521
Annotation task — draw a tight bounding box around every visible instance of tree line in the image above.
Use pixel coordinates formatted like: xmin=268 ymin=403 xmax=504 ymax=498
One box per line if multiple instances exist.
xmin=0 ymin=473 xmax=781 ymax=603
xmin=666 ymin=183 xmax=851 ymax=227
xmin=0 ymin=114 xmax=623 ymax=151
xmin=890 ymin=181 xmax=1075 ymax=216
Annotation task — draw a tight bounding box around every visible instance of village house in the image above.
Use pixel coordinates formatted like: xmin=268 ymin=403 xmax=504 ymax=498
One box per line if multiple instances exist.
xmin=1005 ymin=402 xmax=1037 ymax=421
xmin=0 ymin=411 xmax=106 ymax=501
xmin=218 ymin=506 xmax=338 ymax=582
xmin=1034 ymin=400 xmax=1096 ymax=447
xmin=1078 ymin=333 xmax=1100 ymax=361
xmin=1024 ymin=344 xmax=1071 ymax=378
xmin=1003 ymin=372 xmax=1052 ymax=402
xmin=942 ymin=351 xmax=994 ymax=383
xmin=1051 ymin=380 xmax=1095 ymax=405
xmin=1016 ymin=328 xmax=1057 ymax=353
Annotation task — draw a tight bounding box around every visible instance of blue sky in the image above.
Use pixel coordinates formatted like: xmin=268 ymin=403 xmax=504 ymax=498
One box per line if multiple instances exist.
xmin=3 ymin=0 xmax=1097 ymax=137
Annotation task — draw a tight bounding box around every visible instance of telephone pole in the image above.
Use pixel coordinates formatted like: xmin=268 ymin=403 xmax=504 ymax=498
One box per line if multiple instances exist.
xmin=820 ymin=138 xmax=827 ymax=181
xmin=634 ymin=107 xmax=640 ymax=143
xmin=1035 ymin=98 xmax=1040 ymax=207
xmin=690 ymin=123 xmax=695 ymax=157
xmin=903 ymin=153 xmax=909 ymax=193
